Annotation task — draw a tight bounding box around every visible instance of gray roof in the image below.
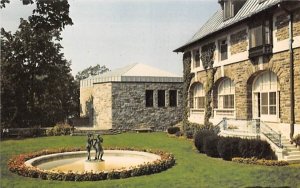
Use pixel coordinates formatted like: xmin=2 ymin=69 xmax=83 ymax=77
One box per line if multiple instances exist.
xmin=80 ymin=63 xmax=182 ymax=87
xmin=174 ymin=0 xmax=285 ymax=52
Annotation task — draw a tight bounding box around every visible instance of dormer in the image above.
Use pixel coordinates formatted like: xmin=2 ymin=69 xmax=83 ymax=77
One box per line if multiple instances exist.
xmin=218 ymin=0 xmax=246 ymax=20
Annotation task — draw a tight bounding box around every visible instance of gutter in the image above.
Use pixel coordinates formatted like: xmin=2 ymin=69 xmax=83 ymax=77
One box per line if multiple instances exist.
xmin=278 ymin=3 xmax=295 ymax=140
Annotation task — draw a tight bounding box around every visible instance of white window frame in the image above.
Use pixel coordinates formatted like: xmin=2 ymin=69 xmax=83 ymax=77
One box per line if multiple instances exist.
xmin=252 ymin=71 xmax=279 ymax=122
xmin=218 ymin=78 xmax=235 ymax=109
xmin=193 ymin=83 xmax=205 ymax=109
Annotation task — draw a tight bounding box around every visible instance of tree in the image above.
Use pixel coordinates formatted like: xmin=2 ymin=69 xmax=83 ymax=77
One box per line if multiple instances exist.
xmin=1 ymin=0 xmax=76 ymax=127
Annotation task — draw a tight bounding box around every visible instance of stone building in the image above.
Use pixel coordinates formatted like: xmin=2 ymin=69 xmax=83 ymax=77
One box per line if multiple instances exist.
xmin=80 ymin=63 xmax=183 ymax=130
xmin=174 ymin=0 xmax=300 ymax=160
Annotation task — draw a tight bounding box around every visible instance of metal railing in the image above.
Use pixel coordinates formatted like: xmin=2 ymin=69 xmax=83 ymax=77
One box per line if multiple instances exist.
xmin=259 ymin=120 xmax=282 ymax=148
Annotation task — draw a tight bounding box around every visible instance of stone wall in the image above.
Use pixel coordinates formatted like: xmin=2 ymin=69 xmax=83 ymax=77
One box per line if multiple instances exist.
xmin=111 ymin=82 xmax=183 ymax=130
xmin=230 ymin=29 xmax=248 ymax=55
xmin=275 ymin=9 xmax=300 ymax=41
xmin=80 ymin=86 xmax=93 ymax=118
xmin=193 ymin=48 xmax=300 ymax=124
xmin=93 ymin=83 xmax=113 ymax=130
xmin=294 ymin=9 xmax=300 ymax=37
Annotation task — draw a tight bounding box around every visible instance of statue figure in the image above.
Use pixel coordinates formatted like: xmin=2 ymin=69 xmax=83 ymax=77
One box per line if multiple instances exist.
xmin=93 ymin=134 xmax=104 ymax=161
xmin=86 ymin=133 xmax=93 ymax=160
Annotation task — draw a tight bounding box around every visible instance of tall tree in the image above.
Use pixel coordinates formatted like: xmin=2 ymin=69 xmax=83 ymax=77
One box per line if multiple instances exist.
xmin=1 ymin=0 xmax=76 ymax=127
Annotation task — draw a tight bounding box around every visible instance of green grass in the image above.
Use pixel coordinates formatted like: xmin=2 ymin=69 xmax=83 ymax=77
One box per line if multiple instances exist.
xmin=1 ymin=133 xmax=299 ymax=188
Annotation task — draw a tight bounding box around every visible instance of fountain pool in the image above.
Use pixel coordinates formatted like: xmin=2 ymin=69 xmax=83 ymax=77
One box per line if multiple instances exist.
xmin=25 ymin=150 xmax=161 ymax=173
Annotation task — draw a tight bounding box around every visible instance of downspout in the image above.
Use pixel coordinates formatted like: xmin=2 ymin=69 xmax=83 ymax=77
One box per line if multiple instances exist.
xmin=278 ymin=4 xmax=295 ymax=140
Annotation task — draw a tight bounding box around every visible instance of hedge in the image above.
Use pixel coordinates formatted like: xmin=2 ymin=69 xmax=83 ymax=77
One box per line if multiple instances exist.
xmin=232 ymin=157 xmax=289 ymax=166
xmin=167 ymin=127 xmax=180 ymax=135
xmin=194 ymin=130 xmax=216 ymax=153
xmin=8 ymin=147 xmax=175 ymax=181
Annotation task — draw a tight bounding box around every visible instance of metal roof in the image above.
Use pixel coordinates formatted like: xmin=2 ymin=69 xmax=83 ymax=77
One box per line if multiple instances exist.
xmin=174 ymin=0 xmax=286 ymax=52
xmin=80 ymin=63 xmax=183 ymax=87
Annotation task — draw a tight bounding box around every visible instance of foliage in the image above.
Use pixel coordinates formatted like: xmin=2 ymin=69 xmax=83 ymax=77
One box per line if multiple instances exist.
xmin=217 ymin=137 xmax=242 ymax=160
xmin=217 ymin=137 xmax=275 ymax=161
xmin=194 ymin=130 xmax=216 ymax=153
xmin=200 ymin=42 xmax=216 ymax=126
xmin=182 ymin=52 xmax=194 ymax=133
xmin=75 ymin=64 xmax=110 ymax=81
xmin=167 ymin=127 xmax=180 ymax=135
xmin=185 ymin=130 xmax=194 ymax=139
xmin=238 ymin=138 xmax=275 ymax=159
xmin=46 ymin=123 xmax=73 ymax=136
xmin=7 ymin=147 xmax=175 ymax=181
xmin=203 ymin=135 xmax=220 ymax=157
xmin=1 ymin=0 xmax=77 ymax=128
xmin=232 ymin=157 xmax=289 ymax=166
xmin=175 ymin=131 xmax=183 ymax=137
xmin=293 ymin=134 xmax=300 ymax=147
xmin=187 ymin=122 xmax=220 ymax=139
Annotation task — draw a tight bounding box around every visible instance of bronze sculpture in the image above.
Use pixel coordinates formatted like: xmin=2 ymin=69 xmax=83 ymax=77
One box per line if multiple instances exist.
xmin=86 ymin=133 xmax=104 ymax=161
xmin=86 ymin=133 xmax=93 ymax=161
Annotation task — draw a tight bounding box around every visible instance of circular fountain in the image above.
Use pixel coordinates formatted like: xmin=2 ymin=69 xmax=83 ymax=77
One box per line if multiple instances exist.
xmin=25 ymin=150 xmax=161 ymax=173
xmin=8 ymin=135 xmax=175 ymax=181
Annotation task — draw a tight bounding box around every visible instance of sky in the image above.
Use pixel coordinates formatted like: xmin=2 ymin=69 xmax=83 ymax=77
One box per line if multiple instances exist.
xmin=1 ymin=0 xmax=219 ymax=76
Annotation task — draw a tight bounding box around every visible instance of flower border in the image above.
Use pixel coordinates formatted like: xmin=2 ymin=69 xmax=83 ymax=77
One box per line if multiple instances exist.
xmin=8 ymin=147 xmax=175 ymax=181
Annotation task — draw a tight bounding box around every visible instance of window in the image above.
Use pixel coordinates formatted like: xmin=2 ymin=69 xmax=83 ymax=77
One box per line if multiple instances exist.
xmin=261 ymin=92 xmax=276 ymax=115
xmin=193 ymin=49 xmax=200 ymax=68
xmin=169 ymin=90 xmax=177 ymax=107
xmin=158 ymin=90 xmax=165 ymax=107
xmin=223 ymin=0 xmax=246 ymax=20
xmin=249 ymin=20 xmax=271 ymax=48
xmin=219 ymin=39 xmax=228 ymax=61
xmin=253 ymin=71 xmax=279 ymax=118
xmin=193 ymin=83 xmax=205 ymax=109
xmin=224 ymin=0 xmax=234 ymax=20
xmin=218 ymin=78 xmax=235 ymax=109
xmin=145 ymin=90 xmax=153 ymax=107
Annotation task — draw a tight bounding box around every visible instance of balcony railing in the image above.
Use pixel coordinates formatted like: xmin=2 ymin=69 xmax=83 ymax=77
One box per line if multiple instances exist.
xmin=190 ymin=108 xmax=205 ymax=114
xmin=249 ymin=44 xmax=273 ymax=59
xmin=214 ymin=109 xmax=235 ymax=117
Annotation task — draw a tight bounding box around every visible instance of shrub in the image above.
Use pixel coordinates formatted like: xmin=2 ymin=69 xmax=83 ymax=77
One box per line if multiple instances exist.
xmin=185 ymin=130 xmax=194 ymax=139
xmin=293 ymin=134 xmax=300 ymax=147
xmin=167 ymin=127 xmax=180 ymax=135
xmin=238 ymin=139 xmax=275 ymax=159
xmin=217 ymin=137 xmax=240 ymax=160
xmin=46 ymin=123 xmax=73 ymax=136
xmin=186 ymin=122 xmax=220 ymax=136
xmin=175 ymin=131 xmax=183 ymax=137
xmin=232 ymin=157 xmax=289 ymax=166
xmin=194 ymin=130 xmax=216 ymax=153
xmin=203 ymin=135 xmax=220 ymax=157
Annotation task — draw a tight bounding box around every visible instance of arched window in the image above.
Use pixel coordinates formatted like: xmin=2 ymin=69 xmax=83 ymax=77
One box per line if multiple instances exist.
xmin=253 ymin=71 xmax=278 ymax=117
xmin=218 ymin=78 xmax=235 ymax=109
xmin=193 ymin=83 xmax=205 ymax=109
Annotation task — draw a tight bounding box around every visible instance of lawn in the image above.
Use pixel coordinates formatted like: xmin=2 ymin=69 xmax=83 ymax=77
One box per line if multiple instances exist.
xmin=0 ymin=132 xmax=299 ymax=188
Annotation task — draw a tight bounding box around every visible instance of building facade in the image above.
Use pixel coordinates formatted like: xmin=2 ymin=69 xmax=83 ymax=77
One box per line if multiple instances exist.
xmin=80 ymin=63 xmax=183 ymax=130
xmin=174 ymin=0 xmax=300 ymax=139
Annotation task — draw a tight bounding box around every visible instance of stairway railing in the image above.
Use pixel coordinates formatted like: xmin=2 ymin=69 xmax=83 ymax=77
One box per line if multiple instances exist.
xmin=259 ymin=120 xmax=282 ymax=148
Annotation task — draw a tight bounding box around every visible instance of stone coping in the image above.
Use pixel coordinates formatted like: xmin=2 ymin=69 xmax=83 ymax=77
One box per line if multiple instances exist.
xmin=8 ymin=147 xmax=175 ymax=181
xmin=25 ymin=150 xmax=161 ymax=169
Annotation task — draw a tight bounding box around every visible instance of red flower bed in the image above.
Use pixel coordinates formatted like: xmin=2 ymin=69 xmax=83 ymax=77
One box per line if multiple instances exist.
xmin=8 ymin=147 xmax=175 ymax=181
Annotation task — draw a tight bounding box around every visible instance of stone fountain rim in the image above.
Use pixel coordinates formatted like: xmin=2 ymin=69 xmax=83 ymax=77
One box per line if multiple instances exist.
xmin=8 ymin=147 xmax=175 ymax=181
xmin=25 ymin=150 xmax=162 ymax=169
